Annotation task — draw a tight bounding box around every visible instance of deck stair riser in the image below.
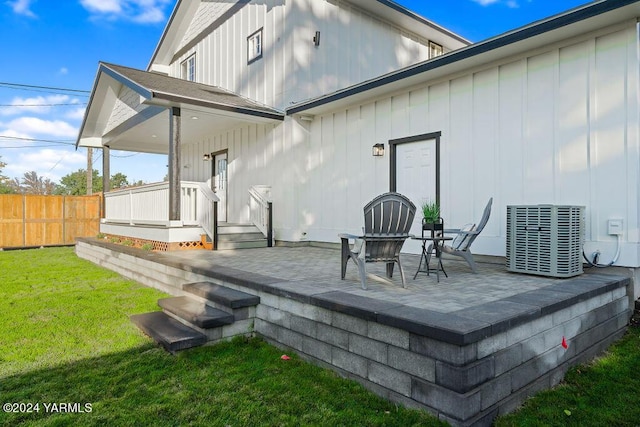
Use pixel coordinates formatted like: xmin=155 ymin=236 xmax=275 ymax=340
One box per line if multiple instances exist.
xmin=183 ymin=282 xmax=260 ymax=309
xmin=131 ymin=281 xmax=260 ymax=352
xmin=130 ymin=311 xmax=206 ymax=353
xmin=158 ymin=296 xmax=234 ymax=328
xmin=216 ymin=223 xmax=268 ymax=250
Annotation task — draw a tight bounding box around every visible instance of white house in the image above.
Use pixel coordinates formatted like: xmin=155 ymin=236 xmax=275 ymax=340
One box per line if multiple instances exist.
xmin=77 ymin=0 xmax=640 ymax=296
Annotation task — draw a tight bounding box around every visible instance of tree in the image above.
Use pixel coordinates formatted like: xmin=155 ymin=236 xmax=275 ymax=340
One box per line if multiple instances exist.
xmin=110 ymin=172 xmax=129 ymax=189
xmin=0 ymin=156 xmax=15 ymax=194
xmin=55 ymin=169 xmax=102 ymax=195
xmin=20 ymin=171 xmax=56 ymax=195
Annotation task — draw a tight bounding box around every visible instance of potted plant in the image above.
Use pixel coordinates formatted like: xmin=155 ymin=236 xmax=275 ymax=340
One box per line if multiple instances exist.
xmin=421 ymin=200 xmax=443 ymax=234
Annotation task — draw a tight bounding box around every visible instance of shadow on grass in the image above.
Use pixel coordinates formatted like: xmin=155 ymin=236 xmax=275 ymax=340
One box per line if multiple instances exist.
xmin=0 ymin=338 xmax=446 ymax=427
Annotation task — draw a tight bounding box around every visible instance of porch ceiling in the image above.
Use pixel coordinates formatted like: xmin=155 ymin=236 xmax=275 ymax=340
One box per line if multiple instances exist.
xmin=77 ymin=63 xmax=284 ymax=154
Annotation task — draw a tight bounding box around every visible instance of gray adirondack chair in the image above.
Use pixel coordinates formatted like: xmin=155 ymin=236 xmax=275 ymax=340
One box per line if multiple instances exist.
xmin=339 ymin=192 xmax=416 ymax=290
xmin=428 ymin=197 xmax=493 ymax=273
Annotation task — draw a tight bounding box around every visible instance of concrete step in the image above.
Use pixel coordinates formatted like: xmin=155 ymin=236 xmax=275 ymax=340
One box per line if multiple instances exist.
xmin=130 ymin=311 xmax=206 ymax=352
xmin=158 ymin=296 xmax=234 ymax=329
xmin=183 ymin=282 xmax=260 ymax=309
xmin=218 ymin=223 xmax=261 ymax=234
xmin=217 ymin=232 xmax=266 ymax=242
xmin=216 ymin=239 xmax=268 ymax=250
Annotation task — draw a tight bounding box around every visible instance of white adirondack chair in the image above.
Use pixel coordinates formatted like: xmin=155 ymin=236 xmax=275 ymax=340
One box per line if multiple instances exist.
xmin=339 ymin=192 xmax=416 ymax=290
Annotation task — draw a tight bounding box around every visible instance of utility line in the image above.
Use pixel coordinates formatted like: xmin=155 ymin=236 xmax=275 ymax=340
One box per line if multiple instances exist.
xmin=0 ymin=103 xmax=87 ymax=107
xmin=0 ymin=135 xmax=76 ymax=145
xmin=0 ymin=82 xmax=90 ymax=94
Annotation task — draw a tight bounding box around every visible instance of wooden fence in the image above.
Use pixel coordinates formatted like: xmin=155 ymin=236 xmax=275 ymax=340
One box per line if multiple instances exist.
xmin=0 ymin=195 xmax=101 ymax=248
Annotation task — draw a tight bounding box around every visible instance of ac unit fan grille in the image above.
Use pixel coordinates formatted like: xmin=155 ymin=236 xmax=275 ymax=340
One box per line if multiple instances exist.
xmin=507 ymin=205 xmax=584 ymax=278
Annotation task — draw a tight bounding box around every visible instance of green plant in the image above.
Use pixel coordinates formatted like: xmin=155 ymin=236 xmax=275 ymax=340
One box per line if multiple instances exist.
xmin=122 ymin=239 xmax=134 ymax=247
xmin=96 ymin=232 xmax=106 ymax=239
xmin=421 ymin=200 xmax=440 ymax=223
xmin=141 ymin=243 xmax=153 ymax=251
xmin=109 ymin=237 xmax=121 ymax=244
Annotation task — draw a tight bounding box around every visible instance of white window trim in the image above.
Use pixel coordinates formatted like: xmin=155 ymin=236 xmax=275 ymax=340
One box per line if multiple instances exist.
xmin=181 ymin=54 xmax=196 ymax=81
xmin=247 ymin=28 xmax=263 ymax=64
xmin=429 ymin=41 xmax=444 ymax=59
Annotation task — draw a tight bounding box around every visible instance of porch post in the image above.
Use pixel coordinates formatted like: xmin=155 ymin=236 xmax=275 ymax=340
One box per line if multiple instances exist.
xmin=102 ymin=145 xmax=110 ymax=219
xmin=168 ymin=107 xmax=181 ymax=221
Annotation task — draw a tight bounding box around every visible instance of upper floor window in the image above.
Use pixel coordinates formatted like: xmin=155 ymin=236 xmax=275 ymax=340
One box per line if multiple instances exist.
xmin=429 ymin=41 xmax=444 ymax=59
xmin=247 ymin=28 xmax=263 ymax=64
xmin=181 ymin=54 xmax=196 ymax=81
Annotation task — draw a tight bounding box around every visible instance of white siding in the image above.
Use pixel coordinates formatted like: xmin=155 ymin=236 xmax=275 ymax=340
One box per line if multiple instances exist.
xmin=290 ymin=24 xmax=640 ymax=265
xmin=168 ymin=0 xmax=433 ymax=111
xmin=104 ymin=86 xmax=145 ymax=134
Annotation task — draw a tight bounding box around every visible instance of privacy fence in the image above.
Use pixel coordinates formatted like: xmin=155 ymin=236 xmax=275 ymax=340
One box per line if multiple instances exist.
xmin=0 ymin=195 xmax=101 ymax=248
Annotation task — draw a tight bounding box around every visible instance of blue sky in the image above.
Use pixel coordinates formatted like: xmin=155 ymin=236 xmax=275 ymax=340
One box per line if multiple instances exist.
xmin=0 ymin=0 xmax=591 ymax=186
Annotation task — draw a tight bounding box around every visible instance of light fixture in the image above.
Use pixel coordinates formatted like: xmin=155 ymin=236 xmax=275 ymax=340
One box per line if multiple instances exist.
xmin=191 ymin=116 xmax=199 ymax=120
xmin=313 ymin=31 xmax=321 ymax=47
xmin=372 ymin=143 xmax=385 ymax=157
xmin=203 ymin=153 xmax=211 ymax=161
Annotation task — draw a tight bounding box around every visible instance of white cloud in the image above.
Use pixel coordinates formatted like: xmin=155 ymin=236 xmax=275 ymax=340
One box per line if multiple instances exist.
xmin=79 ymin=0 xmax=172 ymax=24
xmin=59 ymin=67 xmax=69 ymax=75
xmin=472 ymin=0 xmax=522 ymax=6
xmin=2 ymin=117 xmax=79 ymax=138
xmin=7 ymin=0 xmax=36 ymax=17
xmin=472 ymin=0 xmax=500 ymax=5
xmin=6 ymin=148 xmax=85 ymax=182
xmin=65 ymin=107 xmax=87 ymax=121
xmin=0 ymin=95 xmax=73 ymax=116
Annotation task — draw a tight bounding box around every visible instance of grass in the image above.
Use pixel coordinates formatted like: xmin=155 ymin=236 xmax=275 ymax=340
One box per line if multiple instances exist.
xmin=496 ymin=325 xmax=640 ymax=426
xmin=2 ymin=247 xmax=639 ymax=426
xmin=0 ymin=247 xmax=445 ymax=427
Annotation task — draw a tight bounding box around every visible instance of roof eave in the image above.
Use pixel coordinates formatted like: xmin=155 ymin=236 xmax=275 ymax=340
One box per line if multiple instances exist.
xmin=287 ymin=0 xmax=640 ymax=116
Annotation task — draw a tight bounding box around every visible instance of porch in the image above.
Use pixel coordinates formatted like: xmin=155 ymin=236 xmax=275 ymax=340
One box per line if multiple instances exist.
xmin=76 ymin=238 xmax=631 ymax=427
xmin=100 ymin=181 xmax=273 ymax=251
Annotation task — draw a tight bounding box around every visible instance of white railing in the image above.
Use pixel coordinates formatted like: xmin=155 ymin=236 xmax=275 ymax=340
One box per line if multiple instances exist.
xmin=104 ymin=182 xmax=219 ymax=239
xmin=248 ymin=185 xmax=273 ymax=246
xmin=181 ymin=181 xmax=218 ymax=239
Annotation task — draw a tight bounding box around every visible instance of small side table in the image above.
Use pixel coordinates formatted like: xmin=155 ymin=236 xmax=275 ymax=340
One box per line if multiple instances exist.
xmin=411 ymin=236 xmax=453 ymax=282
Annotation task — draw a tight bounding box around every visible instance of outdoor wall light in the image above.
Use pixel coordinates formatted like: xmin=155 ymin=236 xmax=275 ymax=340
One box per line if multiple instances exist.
xmin=372 ymin=143 xmax=385 ymax=157
xmin=313 ymin=31 xmax=321 ymax=47
xmin=203 ymin=153 xmax=211 ymax=161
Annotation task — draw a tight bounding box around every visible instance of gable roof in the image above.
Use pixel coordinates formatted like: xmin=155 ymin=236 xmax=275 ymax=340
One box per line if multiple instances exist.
xmin=148 ymin=0 xmax=470 ymax=70
xmin=287 ymin=0 xmax=640 ymax=115
xmin=100 ymin=63 xmax=283 ymax=119
xmin=76 ymin=62 xmax=284 ymax=151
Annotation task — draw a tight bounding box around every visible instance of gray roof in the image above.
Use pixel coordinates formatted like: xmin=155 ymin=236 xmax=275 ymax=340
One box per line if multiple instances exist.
xmin=101 ymin=62 xmax=284 ymax=120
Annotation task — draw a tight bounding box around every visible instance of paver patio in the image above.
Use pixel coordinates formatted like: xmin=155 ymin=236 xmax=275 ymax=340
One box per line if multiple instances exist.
xmin=76 ymin=239 xmax=631 ymax=427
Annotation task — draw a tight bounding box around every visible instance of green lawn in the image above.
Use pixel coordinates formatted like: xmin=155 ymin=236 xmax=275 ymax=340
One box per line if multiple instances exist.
xmin=1 ymin=247 xmax=639 ymax=426
xmin=0 ymin=247 xmax=444 ymax=426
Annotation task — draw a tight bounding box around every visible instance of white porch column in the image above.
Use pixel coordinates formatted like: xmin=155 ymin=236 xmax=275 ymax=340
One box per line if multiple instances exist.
xmin=169 ymin=107 xmax=181 ymax=221
xmin=102 ymin=145 xmax=110 ymax=219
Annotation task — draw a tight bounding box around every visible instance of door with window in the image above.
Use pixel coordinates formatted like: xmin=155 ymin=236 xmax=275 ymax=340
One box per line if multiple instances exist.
xmin=391 ymin=133 xmax=441 ymax=254
xmin=213 ymin=152 xmax=228 ymax=222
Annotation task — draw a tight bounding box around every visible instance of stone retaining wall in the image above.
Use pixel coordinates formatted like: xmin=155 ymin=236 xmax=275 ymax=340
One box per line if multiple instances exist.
xmin=75 ymin=239 xmax=631 ymax=427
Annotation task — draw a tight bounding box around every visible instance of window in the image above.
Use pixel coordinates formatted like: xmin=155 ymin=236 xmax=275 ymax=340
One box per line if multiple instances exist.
xmin=429 ymin=41 xmax=444 ymax=59
xmin=247 ymin=28 xmax=263 ymax=64
xmin=181 ymin=54 xmax=196 ymax=81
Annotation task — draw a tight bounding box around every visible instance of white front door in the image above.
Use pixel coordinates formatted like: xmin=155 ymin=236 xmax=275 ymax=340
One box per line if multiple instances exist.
xmin=213 ymin=152 xmax=228 ymax=222
xmin=395 ymin=138 xmax=437 ymax=254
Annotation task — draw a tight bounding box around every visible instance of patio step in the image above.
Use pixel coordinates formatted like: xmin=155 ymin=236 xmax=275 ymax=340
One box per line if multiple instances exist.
xmin=158 ymin=296 xmax=234 ymax=328
xmin=130 ymin=311 xmax=206 ymax=352
xmin=216 ymin=223 xmax=268 ymax=250
xmin=183 ymin=282 xmax=260 ymax=309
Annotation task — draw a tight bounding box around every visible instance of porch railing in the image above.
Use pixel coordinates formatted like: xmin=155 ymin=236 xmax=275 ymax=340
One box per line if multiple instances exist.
xmin=104 ymin=181 xmax=219 ymax=241
xmin=248 ymin=185 xmax=273 ymax=247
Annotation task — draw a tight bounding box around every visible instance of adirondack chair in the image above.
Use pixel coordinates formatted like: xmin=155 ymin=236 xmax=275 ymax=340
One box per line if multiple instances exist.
xmin=428 ymin=197 xmax=493 ymax=273
xmin=339 ymin=192 xmax=416 ymax=290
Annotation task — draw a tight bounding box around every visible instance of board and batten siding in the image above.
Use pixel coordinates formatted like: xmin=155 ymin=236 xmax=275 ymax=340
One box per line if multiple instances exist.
xmin=168 ymin=0 xmax=436 ymax=111
xmin=293 ymin=23 xmax=640 ymax=264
